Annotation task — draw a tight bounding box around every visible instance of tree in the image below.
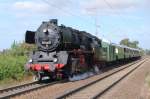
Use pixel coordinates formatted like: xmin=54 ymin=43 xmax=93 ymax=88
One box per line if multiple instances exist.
xmin=120 ymin=38 xmax=129 ymax=46
xmin=132 ymin=41 xmax=139 ymax=48
xmin=145 ymin=49 xmax=150 ymax=55
xmin=120 ymin=38 xmax=139 ymax=48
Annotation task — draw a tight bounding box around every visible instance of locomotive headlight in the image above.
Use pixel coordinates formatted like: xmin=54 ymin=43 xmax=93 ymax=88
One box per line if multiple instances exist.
xmin=29 ymin=59 xmax=32 ymax=63
xmin=53 ymin=58 xmax=58 ymax=62
xmin=43 ymin=28 xmax=47 ymax=33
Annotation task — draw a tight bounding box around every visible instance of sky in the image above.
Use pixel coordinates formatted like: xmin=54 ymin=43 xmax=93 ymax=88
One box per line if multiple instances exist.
xmin=0 ymin=0 xmax=149 ymax=50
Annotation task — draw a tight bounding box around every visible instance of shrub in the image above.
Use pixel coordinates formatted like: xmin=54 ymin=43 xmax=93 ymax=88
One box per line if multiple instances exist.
xmin=0 ymin=42 xmax=35 ymax=81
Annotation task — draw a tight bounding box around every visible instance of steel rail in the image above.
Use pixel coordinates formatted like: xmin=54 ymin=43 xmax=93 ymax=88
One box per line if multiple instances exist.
xmin=0 ymin=81 xmax=38 ymax=94
xmin=92 ymin=60 xmax=146 ymax=99
xmin=56 ymin=58 xmax=146 ymax=99
xmin=0 ymin=80 xmax=67 ymax=99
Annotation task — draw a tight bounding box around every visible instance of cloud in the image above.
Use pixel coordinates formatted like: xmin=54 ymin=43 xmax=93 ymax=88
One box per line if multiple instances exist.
xmin=12 ymin=0 xmax=142 ymax=18
xmin=12 ymin=0 xmax=74 ymax=17
xmin=13 ymin=1 xmax=50 ymax=13
xmin=81 ymin=0 xmax=140 ymax=15
xmin=144 ymin=0 xmax=150 ymax=9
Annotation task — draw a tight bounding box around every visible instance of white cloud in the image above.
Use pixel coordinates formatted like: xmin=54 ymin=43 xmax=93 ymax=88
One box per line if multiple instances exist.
xmin=12 ymin=0 xmax=142 ymax=17
xmin=81 ymin=0 xmax=140 ymax=15
xmin=12 ymin=0 xmax=75 ymax=17
xmin=13 ymin=1 xmax=49 ymax=13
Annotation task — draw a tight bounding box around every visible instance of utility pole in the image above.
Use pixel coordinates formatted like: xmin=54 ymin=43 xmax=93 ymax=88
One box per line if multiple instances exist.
xmin=95 ymin=15 xmax=98 ymax=36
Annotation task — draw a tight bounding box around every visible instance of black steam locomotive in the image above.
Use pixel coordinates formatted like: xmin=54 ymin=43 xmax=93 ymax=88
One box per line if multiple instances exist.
xmin=25 ymin=19 xmax=103 ymax=81
xmin=25 ymin=19 xmax=141 ymax=81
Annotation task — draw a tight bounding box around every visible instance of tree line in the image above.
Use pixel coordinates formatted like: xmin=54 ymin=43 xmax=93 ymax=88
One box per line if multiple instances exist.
xmin=119 ymin=38 xmax=139 ymax=48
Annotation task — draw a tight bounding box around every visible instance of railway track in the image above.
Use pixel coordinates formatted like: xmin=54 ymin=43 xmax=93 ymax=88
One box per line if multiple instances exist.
xmin=56 ymin=58 xmax=147 ymax=99
xmin=0 ymin=80 xmax=66 ymax=99
xmin=0 ymin=58 xmax=145 ymax=99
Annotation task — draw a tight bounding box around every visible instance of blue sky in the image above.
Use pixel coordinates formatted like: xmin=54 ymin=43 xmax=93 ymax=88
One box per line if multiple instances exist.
xmin=0 ymin=0 xmax=149 ymax=50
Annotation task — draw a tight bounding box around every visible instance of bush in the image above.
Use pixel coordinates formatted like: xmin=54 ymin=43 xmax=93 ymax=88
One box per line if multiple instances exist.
xmin=0 ymin=54 xmax=27 ymax=80
xmin=0 ymin=42 xmax=35 ymax=81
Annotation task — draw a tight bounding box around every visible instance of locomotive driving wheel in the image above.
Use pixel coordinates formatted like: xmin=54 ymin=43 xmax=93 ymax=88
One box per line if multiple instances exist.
xmin=70 ymin=57 xmax=79 ymax=76
xmin=33 ymin=72 xmax=43 ymax=82
xmin=69 ymin=55 xmax=87 ymax=77
xmin=65 ymin=55 xmax=79 ymax=78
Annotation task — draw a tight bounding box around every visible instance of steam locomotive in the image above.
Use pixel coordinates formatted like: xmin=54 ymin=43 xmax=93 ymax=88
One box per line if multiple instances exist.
xmin=25 ymin=19 xmax=141 ymax=81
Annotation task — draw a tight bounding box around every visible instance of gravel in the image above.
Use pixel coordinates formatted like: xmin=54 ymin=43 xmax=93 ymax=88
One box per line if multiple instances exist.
xmin=62 ymin=59 xmax=145 ymax=98
xmin=99 ymin=58 xmax=150 ymax=99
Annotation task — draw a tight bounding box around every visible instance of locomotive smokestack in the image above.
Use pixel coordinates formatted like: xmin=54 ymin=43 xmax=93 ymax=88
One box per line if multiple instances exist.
xmin=50 ymin=19 xmax=58 ymax=25
xmin=25 ymin=30 xmax=35 ymax=44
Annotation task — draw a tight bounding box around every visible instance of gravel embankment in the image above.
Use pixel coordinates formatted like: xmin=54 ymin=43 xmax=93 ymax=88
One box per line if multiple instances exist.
xmin=99 ymin=58 xmax=150 ymax=99
xmin=65 ymin=59 xmax=145 ymax=98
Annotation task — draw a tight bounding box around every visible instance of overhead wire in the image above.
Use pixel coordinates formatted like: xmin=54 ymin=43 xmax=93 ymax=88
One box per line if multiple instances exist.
xmin=41 ymin=0 xmax=101 ymax=30
xmin=102 ymin=0 xmax=130 ymax=40
xmin=103 ymin=0 xmax=126 ymax=18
